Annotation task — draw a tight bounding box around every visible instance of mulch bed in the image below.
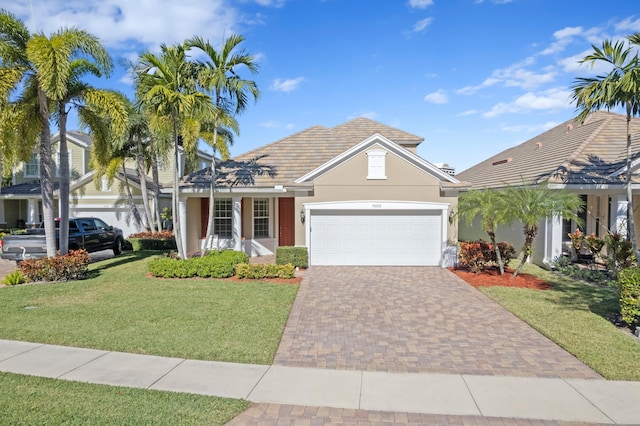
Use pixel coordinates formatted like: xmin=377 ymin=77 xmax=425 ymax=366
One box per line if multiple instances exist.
xmin=221 ymin=276 xmax=302 ymax=285
xmin=449 ymin=267 xmax=552 ymax=290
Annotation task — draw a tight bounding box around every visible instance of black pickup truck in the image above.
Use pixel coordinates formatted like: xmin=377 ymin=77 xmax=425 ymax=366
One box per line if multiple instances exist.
xmin=0 ymin=217 xmax=124 ymax=262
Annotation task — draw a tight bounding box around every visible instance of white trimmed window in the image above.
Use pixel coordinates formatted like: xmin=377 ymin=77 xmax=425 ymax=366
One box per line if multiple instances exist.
xmin=101 ymin=176 xmax=110 ymax=192
xmin=24 ymin=153 xmax=39 ymax=178
xmin=214 ymin=198 xmax=232 ymax=239
xmin=253 ymin=198 xmax=270 ymax=238
xmin=367 ymin=149 xmax=387 ymax=179
xmin=55 ymin=150 xmax=72 ymax=177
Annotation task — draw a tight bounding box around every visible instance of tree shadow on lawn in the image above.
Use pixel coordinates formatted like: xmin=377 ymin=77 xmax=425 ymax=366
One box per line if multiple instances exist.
xmin=85 ymin=251 xmax=157 ymax=279
xmin=547 ymin=273 xmax=620 ymax=323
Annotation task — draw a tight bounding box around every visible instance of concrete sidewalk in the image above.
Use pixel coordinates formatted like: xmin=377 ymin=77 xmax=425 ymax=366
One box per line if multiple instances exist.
xmin=1 ymin=340 xmax=639 ymax=424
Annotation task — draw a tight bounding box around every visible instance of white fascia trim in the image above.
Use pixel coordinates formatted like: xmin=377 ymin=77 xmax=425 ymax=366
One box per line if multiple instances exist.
xmin=51 ymin=131 xmax=91 ymax=148
xmin=303 ymin=200 xmax=450 ymax=212
xmin=547 ymin=183 xmax=634 ymax=191
xmin=70 ymin=204 xmax=142 ymax=209
xmin=294 ymin=133 xmax=459 ymax=184
xmin=69 ymin=195 xmax=145 ymax=200
xmin=180 ymin=187 xmax=290 ymax=195
xmin=609 ymin=157 xmax=640 ymax=178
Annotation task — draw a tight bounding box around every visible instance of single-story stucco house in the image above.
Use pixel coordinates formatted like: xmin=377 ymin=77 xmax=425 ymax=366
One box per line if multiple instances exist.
xmin=178 ymin=117 xmax=467 ymax=266
xmin=457 ymin=111 xmax=640 ymax=267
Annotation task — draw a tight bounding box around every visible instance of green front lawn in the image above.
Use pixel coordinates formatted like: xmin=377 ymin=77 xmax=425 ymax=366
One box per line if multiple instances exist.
xmin=480 ymin=262 xmax=640 ymax=381
xmin=0 ymin=252 xmax=298 ymax=365
xmin=0 ymin=372 xmax=249 ymax=425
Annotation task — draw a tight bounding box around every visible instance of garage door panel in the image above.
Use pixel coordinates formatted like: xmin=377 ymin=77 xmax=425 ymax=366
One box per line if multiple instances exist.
xmin=310 ymin=209 xmax=442 ymax=266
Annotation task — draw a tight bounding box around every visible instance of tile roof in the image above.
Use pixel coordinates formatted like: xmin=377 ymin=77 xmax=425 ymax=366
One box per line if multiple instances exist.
xmin=0 ymin=180 xmax=60 ymax=196
xmin=456 ymin=111 xmax=640 ymax=189
xmin=182 ymin=117 xmax=426 ymax=188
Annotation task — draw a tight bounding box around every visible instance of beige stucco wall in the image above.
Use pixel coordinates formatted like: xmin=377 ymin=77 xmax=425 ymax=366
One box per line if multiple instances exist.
xmin=294 ymin=147 xmax=457 ymax=246
xmin=14 ymin=141 xmax=87 ymax=185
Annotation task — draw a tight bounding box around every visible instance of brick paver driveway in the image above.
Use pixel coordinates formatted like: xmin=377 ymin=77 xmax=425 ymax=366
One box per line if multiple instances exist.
xmin=274 ymin=266 xmax=600 ymax=379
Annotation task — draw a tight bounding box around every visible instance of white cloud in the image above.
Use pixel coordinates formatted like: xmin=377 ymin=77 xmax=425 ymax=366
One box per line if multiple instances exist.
xmin=424 ymin=89 xmax=448 ymax=104
xmin=271 ymin=77 xmax=305 ymax=92
xmin=458 ymin=109 xmax=479 ymax=116
xmin=484 ymin=89 xmax=572 ymax=118
xmin=260 ymin=120 xmax=295 ymax=129
xmin=457 ymin=57 xmax=556 ymax=95
xmin=540 ymin=26 xmax=583 ymax=55
xmin=408 ymin=0 xmax=434 ymax=9
xmin=5 ymin=0 xmax=238 ymax=52
xmin=616 ymin=16 xmax=640 ymax=32
xmin=348 ymin=111 xmax=379 ymax=120
xmin=413 ymin=17 xmax=433 ymax=32
xmin=475 ymin=0 xmax=513 ymax=4
xmin=255 ymin=0 xmax=287 ymax=7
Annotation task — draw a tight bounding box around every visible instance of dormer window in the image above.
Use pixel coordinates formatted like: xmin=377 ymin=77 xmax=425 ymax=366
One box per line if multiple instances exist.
xmin=367 ymin=149 xmax=387 ymax=179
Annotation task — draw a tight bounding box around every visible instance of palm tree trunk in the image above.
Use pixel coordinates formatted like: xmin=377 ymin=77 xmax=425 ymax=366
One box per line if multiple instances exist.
xmin=37 ymin=85 xmax=56 ymax=257
xmin=513 ymin=226 xmax=537 ymax=278
xmin=488 ymin=229 xmax=504 ymax=275
xmin=202 ymin=116 xmax=219 ymax=256
xmin=625 ymin=103 xmax=640 ymax=261
xmin=135 ymin=137 xmax=153 ymax=231
xmin=171 ymin=114 xmax=185 ymax=258
xmin=121 ymin=163 xmax=143 ymax=227
xmin=151 ymin=152 xmax=162 ymax=231
xmin=58 ymin=106 xmax=70 ymax=255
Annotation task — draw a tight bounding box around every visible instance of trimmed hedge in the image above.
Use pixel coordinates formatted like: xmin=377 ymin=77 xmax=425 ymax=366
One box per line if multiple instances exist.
xmin=618 ymin=267 xmax=640 ymax=327
xmin=128 ymin=238 xmax=177 ymax=251
xmin=236 ymin=263 xmax=296 ymax=279
xmin=148 ymin=250 xmax=249 ymax=279
xmin=276 ymin=246 xmax=308 ymax=268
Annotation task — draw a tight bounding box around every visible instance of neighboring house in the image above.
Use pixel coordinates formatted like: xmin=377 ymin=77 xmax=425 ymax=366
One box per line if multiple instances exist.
xmin=457 ymin=111 xmax=640 ymax=266
xmin=179 ymin=117 xmax=466 ymax=266
xmin=0 ymin=131 xmax=212 ymax=237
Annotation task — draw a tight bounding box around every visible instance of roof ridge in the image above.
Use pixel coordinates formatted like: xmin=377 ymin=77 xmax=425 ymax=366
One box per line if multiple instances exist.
xmin=231 ymin=125 xmax=327 ymax=160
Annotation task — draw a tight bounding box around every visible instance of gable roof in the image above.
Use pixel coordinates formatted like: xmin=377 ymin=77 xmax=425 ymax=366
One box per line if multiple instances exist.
xmin=295 ymin=133 xmax=459 ymax=184
xmin=52 ymin=131 xmax=93 ymax=148
xmin=191 ymin=117 xmax=427 ymax=188
xmin=457 ymin=111 xmax=640 ymax=189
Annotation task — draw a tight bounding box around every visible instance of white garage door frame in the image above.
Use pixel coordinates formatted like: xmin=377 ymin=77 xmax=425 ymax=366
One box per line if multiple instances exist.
xmin=304 ymin=201 xmax=450 ymax=266
xmin=70 ymin=205 xmax=145 ymax=238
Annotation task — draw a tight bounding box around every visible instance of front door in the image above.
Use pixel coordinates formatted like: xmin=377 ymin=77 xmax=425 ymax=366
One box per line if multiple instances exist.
xmin=278 ymin=198 xmax=295 ymax=246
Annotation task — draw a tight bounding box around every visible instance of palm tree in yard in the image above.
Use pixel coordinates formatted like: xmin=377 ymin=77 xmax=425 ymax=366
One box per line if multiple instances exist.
xmin=502 ymin=182 xmax=584 ymax=278
xmin=0 ymin=9 xmax=116 ymax=256
xmin=571 ymin=33 xmax=640 ymax=262
xmin=55 ymin=61 xmax=127 ymax=254
xmin=135 ymin=43 xmax=214 ymax=258
xmin=186 ymin=34 xmax=259 ymax=254
xmin=457 ymin=189 xmax=509 ymax=275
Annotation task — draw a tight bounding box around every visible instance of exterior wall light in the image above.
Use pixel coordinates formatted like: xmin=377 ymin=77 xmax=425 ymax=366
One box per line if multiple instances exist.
xmin=449 ymin=209 xmax=455 ymax=223
xmin=300 ymin=208 xmax=306 ymax=224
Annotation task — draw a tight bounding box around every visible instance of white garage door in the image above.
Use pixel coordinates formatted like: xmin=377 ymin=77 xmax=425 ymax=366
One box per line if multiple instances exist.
xmin=309 ymin=209 xmax=442 ymax=266
xmin=70 ymin=207 xmax=144 ymax=238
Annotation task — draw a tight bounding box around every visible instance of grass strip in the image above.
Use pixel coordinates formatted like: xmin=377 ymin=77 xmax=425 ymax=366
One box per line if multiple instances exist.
xmin=0 ymin=371 xmax=248 ymax=425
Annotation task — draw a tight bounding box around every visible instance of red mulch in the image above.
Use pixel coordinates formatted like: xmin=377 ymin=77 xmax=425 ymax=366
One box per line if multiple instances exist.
xmin=449 ymin=267 xmax=552 ymax=290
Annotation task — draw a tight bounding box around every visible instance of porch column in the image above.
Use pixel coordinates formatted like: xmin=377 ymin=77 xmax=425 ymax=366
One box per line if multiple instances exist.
xmin=611 ymin=194 xmax=628 ymax=237
xmin=543 ymin=214 xmax=563 ymax=265
xmin=232 ymin=196 xmax=242 ymax=252
xmin=178 ymin=197 xmax=187 ymax=255
xmin=27 ymin=198 xmax=40 ymax=227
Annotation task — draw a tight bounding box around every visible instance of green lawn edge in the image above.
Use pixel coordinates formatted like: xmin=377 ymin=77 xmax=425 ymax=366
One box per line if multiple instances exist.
xmin=479 ymin=262 xmax=640 ymax=381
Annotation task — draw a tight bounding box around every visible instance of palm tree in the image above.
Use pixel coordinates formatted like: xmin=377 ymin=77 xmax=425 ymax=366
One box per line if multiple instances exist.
xmin=571 ymin=33 xmax=640 ymax=262
xmin=186 ymin=34 xmax=259 ymax=253
xmin=502 ymin=182 xmax=584 ymax=278
xmin=135 ymin=43 xmax=214 ymax=258
xmin=0 ymin=9 xmax=114 ymax=256
xmin=457 ymin=189 xmax=509 ymax=274
xmin=55 ymin=60 xmax=127 ymax=254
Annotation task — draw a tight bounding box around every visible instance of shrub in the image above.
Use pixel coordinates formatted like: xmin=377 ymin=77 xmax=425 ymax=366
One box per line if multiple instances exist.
xmin=148 ymin=250 xmax=247 ymax=279
xmin=604 ymin=232 xmax=635 ymax=275
xmin=458 ymin=241 xmax=514 ymax=273
xmin=2 ymin=270 xmax=26 ymax=285
xmin=618 ymin=267 xmax=640 ymax=328
xmin=584 ymin=233 xmax=605 ymax=261
xmin=127 ymin=231 xmax=176 ymax=251
xmin=276 ymin=246 xmax=308 ymax=268
xmin=568 ymin=228 xmax=584 ymax=254
xmin=19 ymin=249 xmax=90 ymax=282
xmin=235 ymin=263 xmax=296 ymax=279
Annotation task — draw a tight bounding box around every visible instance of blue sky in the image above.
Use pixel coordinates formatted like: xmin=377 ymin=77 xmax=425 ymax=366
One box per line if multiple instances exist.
xmin=5 ymin=0 xmax=640 ymax=172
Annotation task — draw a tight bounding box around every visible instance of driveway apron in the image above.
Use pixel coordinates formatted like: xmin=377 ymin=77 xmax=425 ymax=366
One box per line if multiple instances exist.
xmin=274 ymin=266 xmax=600 ymax=379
